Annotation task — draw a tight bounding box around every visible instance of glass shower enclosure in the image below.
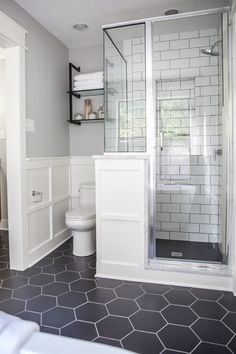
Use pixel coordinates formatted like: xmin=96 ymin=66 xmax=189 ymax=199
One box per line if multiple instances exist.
xmin=104 ymin=24 xmax=146 ymax=152
xmin=103 ymin=8 xmax=229 ymax=266
xmin=152 ymin=13 xmax=227 ymax=264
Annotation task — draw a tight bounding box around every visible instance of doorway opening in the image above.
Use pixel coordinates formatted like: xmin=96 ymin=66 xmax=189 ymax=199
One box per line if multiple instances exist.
xmin=0 ymin=10 xmax=28 ymax=270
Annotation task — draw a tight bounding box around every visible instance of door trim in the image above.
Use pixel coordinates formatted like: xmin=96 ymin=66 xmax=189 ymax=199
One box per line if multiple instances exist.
xmin=0 ymin=11 xmax=28 ymax=270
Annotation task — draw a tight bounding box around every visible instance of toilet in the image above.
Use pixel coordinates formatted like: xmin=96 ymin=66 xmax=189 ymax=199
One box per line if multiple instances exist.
xmin=65 ymin=182 xmax=96 ymax=257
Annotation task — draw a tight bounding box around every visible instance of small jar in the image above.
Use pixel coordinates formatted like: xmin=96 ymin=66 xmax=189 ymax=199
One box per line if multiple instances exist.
xmin=88 ymin=112 xmax=98 ymax=120
xmin=98 ymin=102 xmax=104 ymax=119
xmin=84 ymin=99 xmax=92 ymax=119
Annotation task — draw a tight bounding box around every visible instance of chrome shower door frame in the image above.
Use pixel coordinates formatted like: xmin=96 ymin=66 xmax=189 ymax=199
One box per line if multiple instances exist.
xmin=145 ymin=7 xmax=232 ymax=274
xmin=102 ymin=6 xmax=233 ymax=278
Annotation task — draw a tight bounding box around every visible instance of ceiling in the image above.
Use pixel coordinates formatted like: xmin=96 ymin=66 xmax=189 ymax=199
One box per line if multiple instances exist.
xmin=14 ymin=0 xmax=228 ymax=48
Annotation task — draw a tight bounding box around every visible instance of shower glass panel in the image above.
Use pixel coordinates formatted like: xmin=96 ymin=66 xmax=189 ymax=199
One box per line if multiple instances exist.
xmin=152 ymin=13 xmax=227 ymax=263
xmin=104 ymin=24 xmax=146 ymax=152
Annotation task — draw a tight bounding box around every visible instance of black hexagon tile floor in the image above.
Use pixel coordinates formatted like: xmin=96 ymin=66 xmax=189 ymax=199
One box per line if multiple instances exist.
xmin=1 ymin=231 xmax=236 ymax=354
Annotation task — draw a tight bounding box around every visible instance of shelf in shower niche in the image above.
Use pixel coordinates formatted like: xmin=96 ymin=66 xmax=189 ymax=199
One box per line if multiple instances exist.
xmin=67 ymin=119 xmax=104 ymax=126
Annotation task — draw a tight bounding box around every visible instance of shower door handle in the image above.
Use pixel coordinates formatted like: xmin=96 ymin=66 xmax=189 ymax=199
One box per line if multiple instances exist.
xmin=215 ymin=148 xmax=222 ymax=156
xmin=160 ymin=130 xmax=164 ymax=152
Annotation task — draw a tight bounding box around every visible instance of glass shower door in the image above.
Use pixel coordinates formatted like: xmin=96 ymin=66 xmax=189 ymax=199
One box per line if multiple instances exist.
xmin=152 ymin=13 xmax=227 ymax=264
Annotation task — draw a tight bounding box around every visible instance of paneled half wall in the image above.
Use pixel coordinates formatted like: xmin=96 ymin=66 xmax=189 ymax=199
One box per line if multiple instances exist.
xmin=26 ymin=156 xmax=95 ymax=267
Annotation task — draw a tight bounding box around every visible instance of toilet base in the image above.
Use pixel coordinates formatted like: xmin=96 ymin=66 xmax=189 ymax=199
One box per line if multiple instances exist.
xmin=73 ymin=228 xmax=96 ymax=257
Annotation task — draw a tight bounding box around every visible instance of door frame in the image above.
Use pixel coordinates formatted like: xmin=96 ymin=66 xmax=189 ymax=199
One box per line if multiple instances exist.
xmin=0 ymin=10 xmax=28 ymax=270
xmin=230 ymin=1 xmax=236 ymax=294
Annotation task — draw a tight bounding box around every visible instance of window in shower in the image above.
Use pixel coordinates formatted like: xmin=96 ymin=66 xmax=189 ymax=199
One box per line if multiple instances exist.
xmin=104 ymin=24 xmax=146 ymax=152
xmin=152 ymin=13 xmax=227 ymax=264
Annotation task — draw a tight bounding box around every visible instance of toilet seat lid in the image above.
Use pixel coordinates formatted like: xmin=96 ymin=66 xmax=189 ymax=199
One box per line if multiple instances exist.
xmin=66 ymin=204 xmax=95 ymax=220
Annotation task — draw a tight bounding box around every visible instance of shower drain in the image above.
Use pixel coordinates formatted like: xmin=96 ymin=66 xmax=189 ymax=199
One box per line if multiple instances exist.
xmin=171 ymin=251 xmax=183 ymax=257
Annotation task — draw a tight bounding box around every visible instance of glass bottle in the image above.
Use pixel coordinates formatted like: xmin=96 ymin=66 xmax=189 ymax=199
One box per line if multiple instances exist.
xmin=84 ymin=99 xmax=92 ymax=119
xmin=98 ymin=102 xmax=104 ymax=119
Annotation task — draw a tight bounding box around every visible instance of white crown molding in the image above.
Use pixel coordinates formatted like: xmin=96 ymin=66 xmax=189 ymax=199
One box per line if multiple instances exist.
xmin=0 ymin=10 xmax=27 ymax=49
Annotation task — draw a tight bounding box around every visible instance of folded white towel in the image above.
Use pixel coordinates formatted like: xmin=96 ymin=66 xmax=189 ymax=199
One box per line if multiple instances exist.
xmin=0 ymin=311 xmax=39 ymax=354
xmin=74 ymin=78 xmax=104 ymax=85
xmin=74 ymin=71 xmax=103 ymax=82
xmin=73 ymin=80 xmax=104 ymax=91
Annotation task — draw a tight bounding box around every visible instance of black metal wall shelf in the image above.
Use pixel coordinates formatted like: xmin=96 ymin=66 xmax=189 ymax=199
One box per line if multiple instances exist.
xmin=68 ymin=63 xmax=104 ymax=125
xmin=67 ymin=119 xmax=104 ymax=126
xmin=67 ymin=88 xmax=104 ymax=99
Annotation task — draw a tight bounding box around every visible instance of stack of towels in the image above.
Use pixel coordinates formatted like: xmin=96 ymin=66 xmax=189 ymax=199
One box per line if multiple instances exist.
xmin=0 ymin=311 xmax=39 ymax=354
xmin=73 ymin=71 xmax=104 ymax=91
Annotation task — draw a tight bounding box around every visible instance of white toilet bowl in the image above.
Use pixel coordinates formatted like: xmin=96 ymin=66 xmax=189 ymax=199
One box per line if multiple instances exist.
xmin=65 ymin=204 xmax=96 ymax=257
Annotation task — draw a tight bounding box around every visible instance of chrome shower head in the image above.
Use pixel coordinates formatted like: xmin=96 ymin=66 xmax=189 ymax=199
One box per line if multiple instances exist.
xmin=200 ymin=39 xmax=222 ymax=57
xmin=200 ymin=48 xmax=219 ymax=56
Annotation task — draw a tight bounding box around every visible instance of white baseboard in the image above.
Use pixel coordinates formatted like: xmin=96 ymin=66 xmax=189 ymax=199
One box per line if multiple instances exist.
xmin=95 ymin=270 xmax=232 ymax=292
xmin=28 ymin=230 xmax=72 ymax=268
xmin=0 ymin=219 xmax=8 ymax=230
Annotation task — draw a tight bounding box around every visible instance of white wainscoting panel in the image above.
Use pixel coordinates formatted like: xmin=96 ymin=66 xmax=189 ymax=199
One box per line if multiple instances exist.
xmin=27 ymin=168 xmax=50 ymax=207
xmin=101 ymin=219 xmax=140 ymax=266
xmin=100 ymin=169 xmax=141 ymax=215
xmin=26 ymin=158 xmax=71 ymax=266
xmin=71 ymin=156 xmax=95 ymax=208
xmin=28 ymin=207 xmax=51 ymax=250
xmin=52 ymin=165 xmax=70 ymax=200
xmin=53 ymin=199 xmax=70 ymax=236
xmin=95 ymin=157 xmax=147 ymax=277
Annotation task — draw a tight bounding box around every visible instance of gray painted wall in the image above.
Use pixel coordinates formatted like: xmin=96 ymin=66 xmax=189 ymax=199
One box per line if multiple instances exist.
xmin=0 ymin=0 xmax=229 ymax=157
xmin=0 ymin=0 xmax=69 ymax=158
xmin=69 ymin=45 xmax=104 ymax=156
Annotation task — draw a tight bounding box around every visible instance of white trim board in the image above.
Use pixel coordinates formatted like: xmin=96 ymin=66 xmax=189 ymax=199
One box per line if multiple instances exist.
xmin=0 ymin=10 xmax=27 ymax=49
xmin=0 ymin=11 xmax=28 ymax=270
xmin=96 ymin=271 xmax=232 ymax=292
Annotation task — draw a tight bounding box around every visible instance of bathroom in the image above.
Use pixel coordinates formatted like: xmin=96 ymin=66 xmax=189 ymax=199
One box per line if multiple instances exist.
xmin=0 ymin=0 xmax=236 ymax=353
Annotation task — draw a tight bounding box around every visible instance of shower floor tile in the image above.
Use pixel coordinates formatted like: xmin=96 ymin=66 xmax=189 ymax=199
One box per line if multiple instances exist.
xmin=0 ymin=231 xmax=235 ymax=354
xmin=156 ymin=239 xmax=222 ymax=262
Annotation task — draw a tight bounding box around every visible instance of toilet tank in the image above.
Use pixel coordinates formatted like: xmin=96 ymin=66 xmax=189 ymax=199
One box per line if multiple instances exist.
xmin=80 ymin=182 xmax=95 ymax=205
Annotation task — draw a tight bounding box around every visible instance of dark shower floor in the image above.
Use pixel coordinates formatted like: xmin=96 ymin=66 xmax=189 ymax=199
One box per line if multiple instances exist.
xmin=156 ymin=239 xmax=222 ymax=263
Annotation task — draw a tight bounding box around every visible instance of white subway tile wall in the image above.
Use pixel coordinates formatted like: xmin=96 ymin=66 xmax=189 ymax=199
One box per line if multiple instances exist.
xmin=105 ymin=36 xmax=127 ymax=152
xmin=105 ymin=24 xmax=224 ymax=244
xmin=154 ymin=27 xmax=223 ymax=243
xmin=105 ymin=28 xmax=146 ymax=152
xmin=125 ymin=35 xmax=146 ymax=152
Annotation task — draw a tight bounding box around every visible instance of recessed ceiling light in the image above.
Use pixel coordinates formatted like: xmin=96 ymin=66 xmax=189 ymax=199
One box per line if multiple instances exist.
xmin=73 ymin=23 xmax=88 ymax=32
xmin=164 ymin=9 xmax=180 ymax=16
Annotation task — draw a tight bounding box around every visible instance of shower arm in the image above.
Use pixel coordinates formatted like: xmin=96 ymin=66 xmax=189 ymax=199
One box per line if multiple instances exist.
xmin=210 ymin=39 xmax=222 ymax=52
